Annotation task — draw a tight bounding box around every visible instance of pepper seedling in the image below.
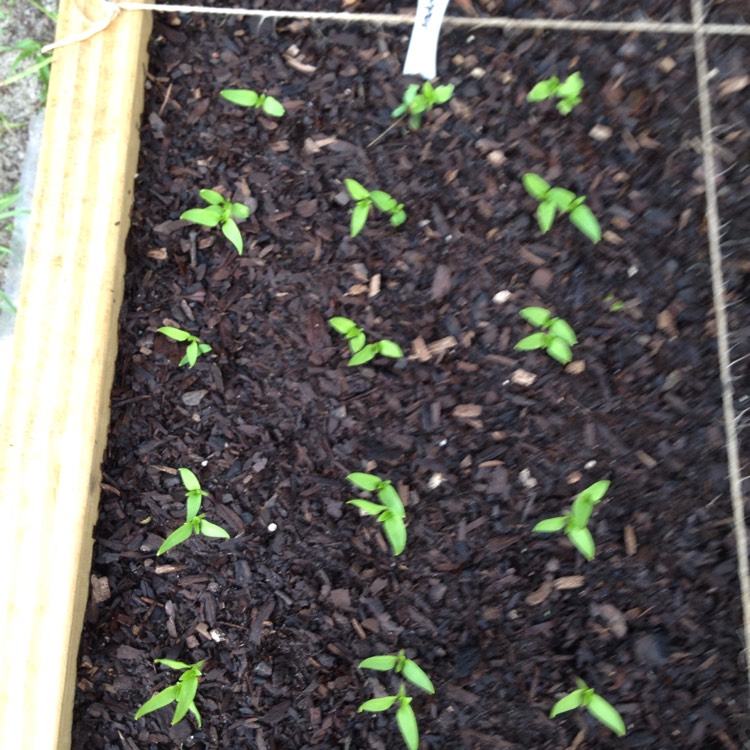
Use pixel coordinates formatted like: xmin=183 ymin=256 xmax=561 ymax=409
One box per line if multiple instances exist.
xmin=135 ymin=659 xmax=206 ymax=727
xmin=532 ymin=479 xmax=610 ymax=561
xmin=550 ymin=677 xmax=626 ymax=736
xmin=527 ymin=71 xmax=584 ymax=115
xmin=358 ymin=651 xmax=435 ymax=750
xmin=157 ymin=468 xmax=230 ymax=555
xmin=344 ymin=178 xmax=406 ymax=237
xmin=347 ymin=472 xmax=407 ymax=555
xmin=329 ymin=317 xmax=404 ymax=367
xmin=522 ymin=173 xmax=601 ymax=244
xmin=157 ymin=326 xmax=212 ymax=368
xmin=514 ymin=307 xmax=577 ymax=365
xmin=220 ymin=88 xmax=285 ymax=117
xmin=392 ymin=81 xmax=454 ymax=130
xmin=180 ymin=188 xmax=251 ymax=254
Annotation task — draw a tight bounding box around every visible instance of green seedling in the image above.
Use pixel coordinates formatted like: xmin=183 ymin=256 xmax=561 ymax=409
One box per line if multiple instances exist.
xmin=329 ymin=317 xmax=404 ymax=366
xmin=135 ymin=659 xmax=206 ymax=727
xmin=347 ymin=472 xmax=407 ymax=555
xmin=157 ymin=468 xmax=230 ymax=555
xmin=180 ymin=188 xmax=251 ymax=254
xmin=358 ymin=652 xmax=434 ymax=750
xmin=344 ymin=179 xmax=406 ymax=237
xmin=157 ymin=326 xmax=211 ymax=368
xmin=514 ymin=306 xmax=577 ymax=365
xmin=392 ymin=81 xmax=454 ymax=130
xmin=550 ymin=677 xmax=626 ymax=736
xmin=522 ymin=173 xmax=601 ymax=244
xmin=603 ymin=293 xmax=624 ymax=312
xmin=219 ymin=88 xmax=286 ymax=117
xmin=527 ymin=71 xmax=584 ymax=115
xmin=0 ymin=38 xmax=53 ymax=101
xmin=532 ymin=479 xmax=610 ymax=561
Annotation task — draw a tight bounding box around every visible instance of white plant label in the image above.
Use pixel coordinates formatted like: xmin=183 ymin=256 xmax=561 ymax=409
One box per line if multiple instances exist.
xmin=403 ymin=0 xmax=452 ymax=80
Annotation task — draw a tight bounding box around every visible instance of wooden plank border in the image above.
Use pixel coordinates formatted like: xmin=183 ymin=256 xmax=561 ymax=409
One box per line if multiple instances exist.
xmin=0 ymin=1 xmax=150 ymax=747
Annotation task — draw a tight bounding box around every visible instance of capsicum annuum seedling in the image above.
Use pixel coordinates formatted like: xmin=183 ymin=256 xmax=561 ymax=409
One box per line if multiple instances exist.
xmin=532 ymin=479 xmax=610 ymax=561
xmin=157 ymin=468 xmax=230 ymax=555
xmin=550 ymin=677 xmax=626 ymax=736
xmin=522 ymin=173 xmax=601 ymax=244
xmin=392 ymin=81 xmax=454 ymax=130
xmin=514 ymin=306 xmax=578 ymax=365
xmin=220 ymin=88 xmax=285 ymax=117
xmin=358 ymin=651 xmax=435 ymax=750
xmin=347 ymin=472 xmax=407 ymax=555
xmin=134 ymin=659 xmax=206 ymax=727
xmin=180 ymin=188 xmax=251 ymax=254
xmin=157 ymin=326 xmax=212 ymax=368
xmin=329 ymin=317 xmax=404 ymax=366
xmin=344 ymin=179 xmax=406 ymax=237
xmin=527 ymin=71 xmax=584 ymax=115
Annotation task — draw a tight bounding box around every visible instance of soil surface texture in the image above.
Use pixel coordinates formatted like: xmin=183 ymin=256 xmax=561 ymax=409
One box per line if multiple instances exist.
xmin=73 ymin=6 xmax=749 ymax=750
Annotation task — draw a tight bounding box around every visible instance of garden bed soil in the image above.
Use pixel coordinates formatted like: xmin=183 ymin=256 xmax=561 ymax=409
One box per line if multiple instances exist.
xmin=72 ymin=6 xmax=749 ymax=749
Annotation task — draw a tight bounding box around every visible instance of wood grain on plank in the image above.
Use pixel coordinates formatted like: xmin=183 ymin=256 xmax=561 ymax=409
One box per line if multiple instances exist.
xmin=0 ymin=1 xmax=150 ymax=747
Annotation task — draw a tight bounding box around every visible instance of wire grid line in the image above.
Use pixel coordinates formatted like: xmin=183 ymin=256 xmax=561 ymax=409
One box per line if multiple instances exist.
xmin=48 ymin=0 xmax=750 ymax=709
xmin=690 ymin=0 xmax=750 ymax=697
xmin=42 ymin=0 xmax=750 ymax=53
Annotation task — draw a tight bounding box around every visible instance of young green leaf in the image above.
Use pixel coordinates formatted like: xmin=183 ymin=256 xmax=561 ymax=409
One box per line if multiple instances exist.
xmin=134 ymin=684 xmax=180 ymax=720
xmin=550 ymin=688 xmax=586 ymax=717
xmin=261 ymin=95 xmax=285 ymax=117
xmin=546 ymin=336 xmax=573 ymax=365
xmin=390 ymin=208 xmax=407 ymax=227
xmin=586 ymin=693 xmax=626 ymax=736
xmin=199 ymin=519 xmax=231 ymax=538
xmin=184 ymin=340 xmax=199 ymax=368
xmin=345 ymin=178 xmax=371 ymax=201
xmin=569 ymin=204 xmax=601 ymax=243
xmin=522 ymin=173 xmax=550 ymax=201
xmin=359 ymin=655 xmax=400 ymax=671
xmin=532 ymin=516 xmax=568 ymax=533
xmin=220 ymin=89 xmax=260 ymax=107
xmin=347 ymin=472 xmax=382 ymax=492
xmin=536 ymin=200 xmax=556 ymax=233
xmin=158 ymin=326 xmax=192 ymax=342
xmin=527 ymin=76 xmax=560 ymax=102
xmin=222 ymin=218 xmax=244 ymax=254
xmin=377 ymin=483 xmax=406 ymax=517
xmin=519 ymin=307 xmax=552 ymax=327
xmin=358 ymin=695 xmax=400 ymax=712
xmin=199 ymin=188 xmax=225 ymax=205
xmin=329 ymin=317 xmax=356 ymax=335
xmin=155 ymin=658 xmax=199 ymax=670
xmin=370 ymin=190 xmax=398 ymax=213
xmin=350 ymin=201 xmax=371 ymax=238
xmin=382 ymin=513 xmax=407 ymax=555
xmin=548 ymin=319 xmax=577 ymax=346
xmin=579 ymin=479 xmax=610 ymax=504
xmin=547 ymin=187 xmax=577 ymax=212
xmin=395 ymin=699 xmax=419 ymax=750
xmin=157 ymin=523 xmax=194 ymax=555
xmin=567 ymin=525 xmax=595 ymax=560
xmin=514 ymin=332 xmax=549 ymax=351
xmin=173 ymin=675 xmax=199 ymax=725
xmin=377 ymin=340 xmax=404 ymax=359
xmin=348 ymin=499 xmax=387 ymax=516
xmin=180 ymin=207 xmax=223 ymax=227
xmin=556 ymin=72 xmax=584 ymax=100
xmin=401 ymin=660 xmax=435 ymax=694
xmin=348 ymin=343 xmax=379 ymax=366
xmin=434 ymin=83 xmax=454 ymax=103
xmin=178 ymin=468 xmax=202 ymax=493
xmin=231 ymin=202 xmax=252 ymax=220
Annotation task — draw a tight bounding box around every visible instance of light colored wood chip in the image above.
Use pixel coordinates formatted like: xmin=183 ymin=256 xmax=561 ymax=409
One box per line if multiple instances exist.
xmin=525 ymin=580 xmax=553 ymax=606
xmin=624 ymin=524 xmax=638 ymax=556
xmin=452 ymin=404 xmax=483 ymax=418
xmin=554 ymin=575 xmax=586 ymax=590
